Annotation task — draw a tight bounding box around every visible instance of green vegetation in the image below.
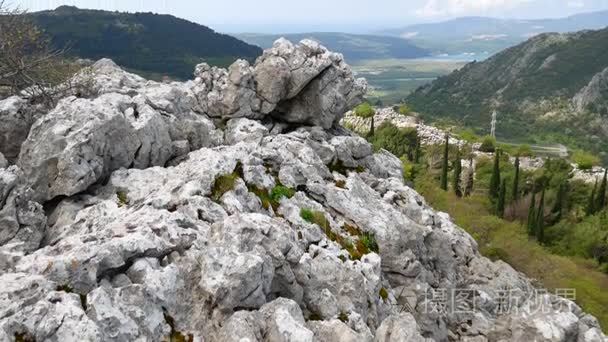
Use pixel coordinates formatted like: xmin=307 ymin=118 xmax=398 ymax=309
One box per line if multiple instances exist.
xmin=440 ymin=134 xmax=449 ymax=191
xmin=397 ymin=104 xmax=411 ymax=115
xmin=211 ymin=172 xmax=240 ymax=202
xmin=359 ymin=232 xmax=379 ymax=254
xmin=416 ymin=174 xmax=608 ymax=330
xmin=368 ymin=123 xmax=419 ymax=162
xmin=572 ymin=150 xmax=600 ymax=170
xmin=497 ymin=179 xmax=506 ymax=218
xmin=479 ymin=136 xmax=497 ymax=153
xmin=116 ymin=191 xmax=129 ymax=207
xmin=512 ymin=156 xmax=521 ymax=201
xmin=300 ymin=209 xmax=379 ymax=261
xmin=363 ymin=127 xmax=608 ymax=330
xmin=453 ymin=149 xmax=462 ymax=197
xmin=489 ymin=151 xmax=501 ymax=199
xmin=352 ymin=59 xmax=465 ymax=105
xmin=31 ymin=6 xmax=261 ymax=79
xmin=354 ymin=103 xmax=376 ymax=135
xmin=338 ymin=312 xmax=349 ymax=323
xmin=407 ymin=27 xmax=608 ymax=161
xmin=379 ymin=288 xmax=389 ymax=301
xmin=237 ymin=32 xmax=429 ymax=62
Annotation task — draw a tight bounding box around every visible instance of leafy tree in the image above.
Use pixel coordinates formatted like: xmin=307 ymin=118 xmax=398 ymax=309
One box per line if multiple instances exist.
xmin=0 ymin=2 xmax=81 ymax=106
xmin=464 ymin=159 xmax=475 ymax=197
xmin=440 ymin=133 xmax=449 ymax=191
xmin=512 ymin=156 xmax=520 ymax=201
xmin=497 ymin=179 xmax=507 ymax=218
xmin=479 ymin=135 xmax=496 ymax=153
xmin=453 ymin=149 xmax=462 ymax=197
xmin=354 ymin=103 xmax=376 ymax=136
xmin=587 ymin=180 xmax=598 ymax=216
xmin=536 ymin=188 xmax=546 ymax=243
xmin=489 ymin=150 xmax=501 ymax=199
xmin=527 ymin=191 xmax=537 ymax=236
xmin=596 ymin=170 xmax=607 ymax=211
xmin=414 ymin=137 xmax=422 ymax=164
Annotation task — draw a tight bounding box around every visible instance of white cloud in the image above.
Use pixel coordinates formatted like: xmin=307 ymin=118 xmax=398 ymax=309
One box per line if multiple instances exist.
xmin=415 ymin=0 xmax=534 ymax=18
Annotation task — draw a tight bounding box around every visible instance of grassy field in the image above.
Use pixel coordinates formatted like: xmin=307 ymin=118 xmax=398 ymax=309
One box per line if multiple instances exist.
xmin=415 ymin=175 xmax=608 ymax=331
xmin=352 ymin=59 xmax=466 ymax=104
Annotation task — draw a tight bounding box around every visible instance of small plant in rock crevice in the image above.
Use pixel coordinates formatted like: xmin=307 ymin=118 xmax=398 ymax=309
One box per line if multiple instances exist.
xmin=116 ymin=190 xmax=129 ymax=207
xmin=210 ymin=172 xmax=240 ymax=202
xmin=379 ymin=287 xmax=389 ymax=301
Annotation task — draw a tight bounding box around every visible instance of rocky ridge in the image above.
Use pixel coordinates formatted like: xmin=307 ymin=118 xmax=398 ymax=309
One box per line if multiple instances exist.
xmin=0 ymin=39 xmax=606 ymax=342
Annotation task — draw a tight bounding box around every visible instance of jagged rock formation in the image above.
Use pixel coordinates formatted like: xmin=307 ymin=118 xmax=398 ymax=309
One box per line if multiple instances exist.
xmin=0 ymin=39 xmax=606 ymax=342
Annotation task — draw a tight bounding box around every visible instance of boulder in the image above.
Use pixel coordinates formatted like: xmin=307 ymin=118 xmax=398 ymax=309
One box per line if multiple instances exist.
xmin=0 ymin=96 xmax=43 ymax=163
xmin=0 ymin=166 xmax=46 ymax=254
xmin=0 ymin=153 xmax=7 ymax=169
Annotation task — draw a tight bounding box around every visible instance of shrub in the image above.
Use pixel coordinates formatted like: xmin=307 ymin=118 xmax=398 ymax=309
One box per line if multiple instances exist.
xmin=397 ymin=104 xmax=411 ymax=115
xmin=479 ymin=136 xmax=496 ymax=153
xmin=354 ymin=102 xmax=375 ymax=118
xmin=369 ymin=122 xmax=418 ymax=160
xmin=572 ymin=150 xmax=600 ymax=170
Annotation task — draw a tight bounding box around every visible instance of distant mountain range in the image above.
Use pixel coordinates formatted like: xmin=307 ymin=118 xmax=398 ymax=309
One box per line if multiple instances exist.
xmin=31 ymin=6 xmax=262 ymax=79
xmin=236 ymin=32 xmax=429 ymax=62
xmin=406 ymin=26 xmax=608 ymax=158
xmin=379 ymin=11 xmax=608 ymax=56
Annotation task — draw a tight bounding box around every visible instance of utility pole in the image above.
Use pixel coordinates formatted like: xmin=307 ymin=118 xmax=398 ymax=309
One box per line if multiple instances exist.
xmin=491 ymin=110 xmax=497 ymax=138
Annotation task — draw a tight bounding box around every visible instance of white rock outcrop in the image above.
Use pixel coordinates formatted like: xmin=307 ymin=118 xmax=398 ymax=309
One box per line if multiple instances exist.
xmin=0 ymin=39 xmax=605 ymax=342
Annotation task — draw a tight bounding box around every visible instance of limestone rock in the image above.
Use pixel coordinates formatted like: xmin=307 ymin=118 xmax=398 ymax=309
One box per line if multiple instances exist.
xmin=0 ymin=166 xmax=46 ymax=254
xmin=0 ymin=96 xmax=43 ymax=163
xmin=0 ymin=39 xmax=605 ymax=342
xmin=0 ymin=153 xmax=7 ymax=169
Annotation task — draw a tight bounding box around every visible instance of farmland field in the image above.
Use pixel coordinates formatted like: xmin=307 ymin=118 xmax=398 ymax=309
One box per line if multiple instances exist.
xmin=352 ymin=58 xmax=467 ymax=105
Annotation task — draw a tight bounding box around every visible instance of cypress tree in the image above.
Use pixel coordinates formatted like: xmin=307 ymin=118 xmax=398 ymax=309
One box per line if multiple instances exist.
xmin=587 ymin=180 xmax=598 ymax=216
xmin=414 ymin=136 xmax=421 ymax=164
xmin=512 ymin=156 xmax=520 ymax=201
xmin=536 ymin=188 xmax=546 ymax=243
xmin=552 ymin=181 xmax=566 ymax=222
xmin=464 ymin=159 xmax=474 ymax=197
xmin=489 ymin=149 xmax=501 ymax=199
xmin=596 ymin=170 xmax=607 ymax=211
xmin=527 ymin=191 xmax=537 ymax=236
xmin=440 ymin=133 xmax=449 ymax=191
xmin=497 ymin=179 xmax=506 ymax=218
xmin=453 ymin=149 xmax=462 ymax=197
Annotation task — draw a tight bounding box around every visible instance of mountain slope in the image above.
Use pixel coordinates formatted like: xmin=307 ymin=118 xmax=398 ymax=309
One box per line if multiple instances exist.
xmin=406 ymin=27 xmax=608 ymax=157
xmin=380 ymin=11 xmax=608 ymax=56
xmin=31 ymin=6 xmax=262 ymax=79
xmin=237 ymin=32 xmax=429 ymax=62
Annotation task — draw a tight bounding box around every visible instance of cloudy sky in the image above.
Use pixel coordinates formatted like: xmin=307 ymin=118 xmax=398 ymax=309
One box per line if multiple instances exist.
xmin=14 ymin=0 xmax=608 ymax=33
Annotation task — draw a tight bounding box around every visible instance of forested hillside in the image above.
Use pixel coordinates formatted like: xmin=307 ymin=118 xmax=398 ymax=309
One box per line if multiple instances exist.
xmin=31 ymin=6 xmax=262 ymax=79
xmin=407 ymin=27 xmax=608 ymax=160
